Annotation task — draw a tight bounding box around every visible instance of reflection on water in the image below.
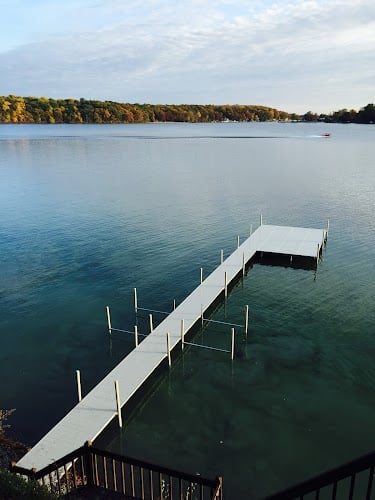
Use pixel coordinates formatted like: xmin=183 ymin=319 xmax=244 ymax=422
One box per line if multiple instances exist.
xmin=1 ymin=123 xmax=374 ymax=498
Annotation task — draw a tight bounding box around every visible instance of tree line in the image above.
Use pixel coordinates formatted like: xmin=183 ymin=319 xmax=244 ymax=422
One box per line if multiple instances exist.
xmin=0 ymin=95 xmax=295 ymax=123
xmin=0 ymin=95 xmax=374 ymax=124
xmin=303 ymin=104 xmax=375 ymax=123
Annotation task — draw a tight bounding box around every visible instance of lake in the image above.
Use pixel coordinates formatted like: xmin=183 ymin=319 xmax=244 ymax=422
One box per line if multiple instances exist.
xmin=1 ymin=122 xmax=374 ymax=498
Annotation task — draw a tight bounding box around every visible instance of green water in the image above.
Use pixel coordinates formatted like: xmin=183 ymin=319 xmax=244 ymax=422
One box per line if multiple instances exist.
xmin=1 ymin=122 xmax=374 ymax=498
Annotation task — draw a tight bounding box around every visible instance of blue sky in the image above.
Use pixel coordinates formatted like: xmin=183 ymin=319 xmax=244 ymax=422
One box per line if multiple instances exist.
xmin=0 ymin=0 xmax=374 ymax=113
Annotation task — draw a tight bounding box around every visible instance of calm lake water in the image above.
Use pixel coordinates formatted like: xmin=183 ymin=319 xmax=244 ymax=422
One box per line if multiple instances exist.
xmin=1 ymin=122 xmax=374 ymax=498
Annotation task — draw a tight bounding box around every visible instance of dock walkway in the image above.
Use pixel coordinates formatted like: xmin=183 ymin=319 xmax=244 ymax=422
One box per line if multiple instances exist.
xmin=17 ymin=224 xmax=327 ymax=471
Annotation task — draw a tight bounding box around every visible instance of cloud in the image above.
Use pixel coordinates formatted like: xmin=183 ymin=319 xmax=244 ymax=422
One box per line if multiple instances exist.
xmin=0 ymin=0 xmax=374 ymax=112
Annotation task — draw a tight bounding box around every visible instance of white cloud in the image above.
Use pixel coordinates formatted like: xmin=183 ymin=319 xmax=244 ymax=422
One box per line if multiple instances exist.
xmin=0 ymin=0 xmax=374 ymax=112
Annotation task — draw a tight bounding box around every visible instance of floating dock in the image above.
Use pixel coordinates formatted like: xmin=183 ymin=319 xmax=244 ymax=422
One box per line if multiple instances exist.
xmin=17 ymin=223 xmax=327 ymax=471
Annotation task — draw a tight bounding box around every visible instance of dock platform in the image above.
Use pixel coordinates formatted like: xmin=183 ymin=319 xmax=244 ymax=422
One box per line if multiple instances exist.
xmin=17 ymin=224 xmax=327 ymax=471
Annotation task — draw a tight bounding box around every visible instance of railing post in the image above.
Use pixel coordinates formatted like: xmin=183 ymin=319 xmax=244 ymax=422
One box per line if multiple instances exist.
xmin=249 ymin=224 xmax=253 ymax=236
xmin=134 ymin=325 xmax=139 ymax=347
xmin=76 ymin=370 xmax=82 ymax=402
xmin=237 ymin=235 xmax=240 ymax=249
xmin=220 ymin=249 xmax=224 ymax=264
xmin=245 ymin=305 xmax=249 ymax=335
xmin=115 ymin=380 xmax=123 ymax=428
xmin=260 ymin=213 xmax=263 ymax=226
xmin=106 ymin=306 xmax=112 ymax=334
xmin=231 ymin=328 xmax=235 ymax=360
xmin=200 ymin=267 xmax=203 ymax=284
xmin=181 ymin=319 xmax=185 ymax=351
xmin=134 ymin=288 xmax=138 ymax=314
xmin=224 ymin=272 xmax=228 ymax=298
xmin=242 ymin=252 xmax=245 ymax=277
xmin=149 ymin=314 xmax=154 ymax=333
xmin=166 ymin=332 xmax=171 ymax=368
xmin=83 ymin=441 xmax=94 ymax=486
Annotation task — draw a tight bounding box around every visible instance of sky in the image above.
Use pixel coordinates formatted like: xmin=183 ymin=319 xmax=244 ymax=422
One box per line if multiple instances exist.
xmin=0 ymin=0 xmax=374 ymax=114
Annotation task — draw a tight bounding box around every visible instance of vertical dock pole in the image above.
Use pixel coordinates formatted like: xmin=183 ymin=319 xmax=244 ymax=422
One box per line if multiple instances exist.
xmin=245 ymin=305 xmax=249 ymax=335
xmin=173 ymin=299 xmax=176 ymax=310
xmin=242 ymin=252 xmax=246 ymax=277
xmin=76 ymin=370 xmax=82 ymax=402
xmin=149 ymin=314 xmax=154 ymax=333
xmin=134 ymin=325 xmax=139 ymax=347
xmin=220 ymin=249 xmax=224 ymax=264
xmin=260 ymin=213 xmax=263 ymax=226
xmin=200 ymin=267 xmax=203 ymax=284
xmin=180 ymin=319 xmax=185 ymax=351
xmin=224 ymin=271 xmax=228 ymax=298
xmin=166 ymin=332 xmax=171 ymax=368
xmin=316 ymin=243 xmax=320 ymax=266
xmin=237 ymin=235 xmax=240 ymax=249
xmin=134 ymin=288 xmax=138 ymax=314
xmin=231 ymin=328 xmax=235 ymax=361
xmin=114 ymin=380 xmax=122 ymax=428
xmin=106 ymin=306 xmax=112 ymax=335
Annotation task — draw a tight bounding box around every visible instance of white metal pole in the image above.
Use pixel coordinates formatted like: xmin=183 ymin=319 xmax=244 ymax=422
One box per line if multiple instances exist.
xmin=76 ymin=370 xmax=82 ymax=402
xmin=224 ymin=271 xmax=228 ymax=298
xmin=249 ymin=224 xmax=253 ymax=236
xmin=242 ymin=252 xmax=245 ymax=277
xmin=134 ymin=288 xmax=138 ymax=314
xmin=166 ymin=332 xmax=171 ymax=368
xmin=237 ymin=235 xmax=240 ymax=249
xmin=327 ymin=218 xmax=330 ymax=235
xmin=260 ymin=213 xmax=263 ymax=226
xmin=231 ymin=328 xmax=235 ymax=361
xmin=114 ymin=380 xmax=123 ymax=428
xmin=173 ymin=299 xmax=176 ymax=310
xmin=134 ymin=325 xmax=139 ymax=347
xmin=220 ymin=249 xmax=224 ymax=264
xmin=181 ymin=319 xmax=185 ymax=351
xmin=149 ymin=314 xmax=154 ymax=333
xmin=245 ymin=305 xmax=249 ymax=335
xmin=200 ymin=267 xmax=203 ymax=284
xmin=106 ymin=306 xmax=112 ymax=334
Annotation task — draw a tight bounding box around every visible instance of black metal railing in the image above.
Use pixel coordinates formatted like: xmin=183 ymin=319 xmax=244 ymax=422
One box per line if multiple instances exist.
xmin=264 ymin=450 xmax=375 ymax=500
xmin=11 ymin=441 xmax=223 ymax=499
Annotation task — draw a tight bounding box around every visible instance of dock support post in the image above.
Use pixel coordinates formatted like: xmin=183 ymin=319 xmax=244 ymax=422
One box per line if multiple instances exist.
xmin=200 ymin=267 xmax=203 ymax=284
xmin=134 ymin=288 xmax=138 ymax=314
xmin=181 ymin=319 xmax=185 ymax=351
xmin=224 ymin=271 xmax=228 ymax=298
xmin=173 ymin=299 xmax=176 ymax=310
xmin=231 ymin=328 xmax=235 ymax=360
xmin=260 ymin=213 xmax=263 ymax=226
xmin=249 ymin=224 xmax=253 ymax=236
xmin=220 ymin=249 xmax=224 ymax=264
xmin=316 ymin=243 xmax=320 ymax=266
xmin=149 ymin=314 xmax=154 ymax=333
xmin=76 ymin=370 xmax=82 ymax=402
xmin=114 ymin=380 xmax=122 ymax=428
xmin=106 ymin=306 xmax=112 ymax=335
xmin=166 ymin=333 xmax=171 ymax=368
xmin=134 ymin=325 xmax=139 ymax=347
xmin=242 ymin=252 xmax=246 ymax=277
xmin=245 ymin=305 xmax=249 ymax=335
xmin=237 ymin=235 xmax=240 ymax=249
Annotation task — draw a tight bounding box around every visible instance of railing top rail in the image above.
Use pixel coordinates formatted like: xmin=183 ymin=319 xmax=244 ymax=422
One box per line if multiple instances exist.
xmin=11 ymin=442 xmax=220 ymax=489
xmin=264 ymin=449 xmax=375 ymax=499
xmin=90 ymin=445 xmax=219 ymax=487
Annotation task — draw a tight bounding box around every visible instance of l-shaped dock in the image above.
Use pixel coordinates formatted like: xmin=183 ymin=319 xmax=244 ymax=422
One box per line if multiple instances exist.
xmin=17 ymin=223 xmax=327 ymax=471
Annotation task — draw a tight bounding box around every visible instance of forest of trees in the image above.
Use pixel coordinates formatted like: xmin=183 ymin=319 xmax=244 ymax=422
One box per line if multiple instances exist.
xmin=0 ymin=95 xmax=374 ymax=124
